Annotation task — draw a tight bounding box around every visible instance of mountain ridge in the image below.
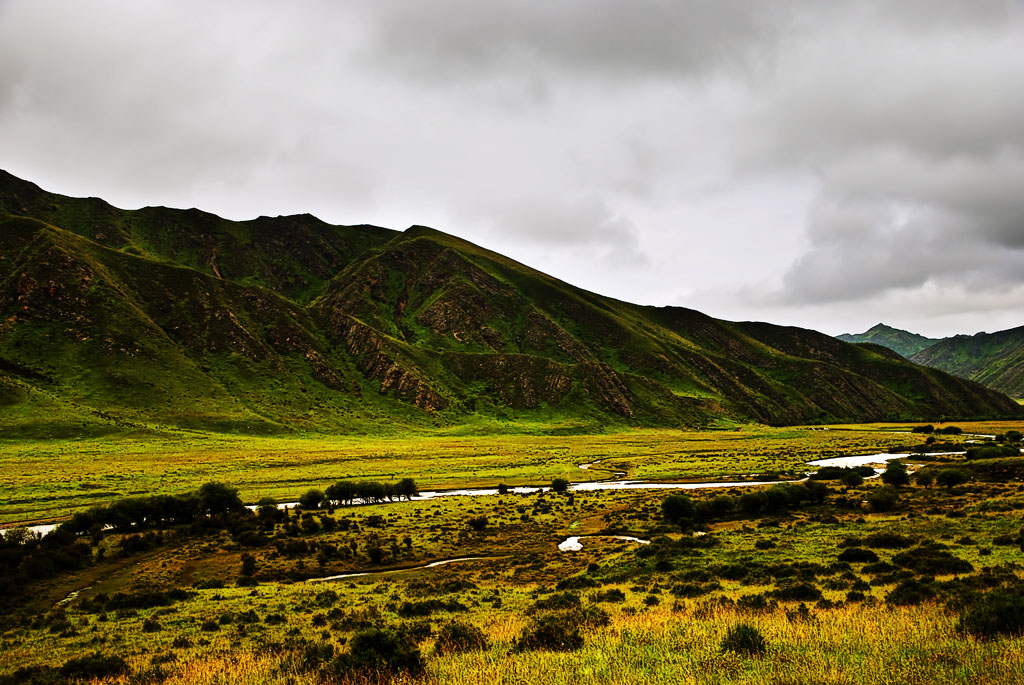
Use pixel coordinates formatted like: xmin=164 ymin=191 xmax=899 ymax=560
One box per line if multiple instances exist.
xmin=2 ymin=170 xmax=1020 ymax=436
xmin=837 ymin=323 xmax=943 ymax=358
xmin=910 ymin=326 xmax=1024 ymax=400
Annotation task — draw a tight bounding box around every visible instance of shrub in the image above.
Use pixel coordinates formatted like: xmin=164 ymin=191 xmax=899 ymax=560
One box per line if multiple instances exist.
xmin=593 ymin=588 xmax=627 ymax=603
xmin=881 ymin=461 xmax=910 ymax=487
xmin=771 ymin=581 xmax=822 ymax=602
xmin=59 ymin=652 xmax=129 ymax=680
xmin=960 ymin=587 xmax=1024 ymax=638
xmin=515 ymin=613 xmax=584 ymax=652
xmin=935 ymin=426 xmax=962 ymax=435
xmin=467 ymin=516 xmax=488 ymax=531
xmin=935 ymin=469 xmax=969 ymax=489
xmin=662 ymin=494 xmax=695 ymax=523
xmin=551 ymin=478 xmax=571 ymax=493
xmin=841 ymin=470 xmax=864 ymax=487
xmin=329 ymin=628 xmax=423 ymax=681
xmin=864 ymin=532 xmax=914 ymax=549
xmin=886 ymin=579 xmax=936 ymax=606
xmin=867 ymin=485 xmax=899 ymax=512
xmin=720 ymin=623 xmax=767 ymax=656
xmin=892 ymin=544 xmax=973 ymax=576
xmin=912 ymin=425 xmax=935 ymax=434
xmin=299 ymin=489 xmax=325 ymax=510
xmin=837 ymin=547 xmax=879 ymax=564
xmin=528 ymin=592 xmax=581 ymax=613
xmin=965 ymin=445 xmax=1019 ymax=460
xmin=434 ymin=621 xmax=488 ymax=655
xmin=914 ymin=471 xmax=934 ymax=487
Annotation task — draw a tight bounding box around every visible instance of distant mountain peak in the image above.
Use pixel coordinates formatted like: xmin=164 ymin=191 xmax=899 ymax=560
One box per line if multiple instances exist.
xmin=837 ymin=324 xmax=942 ymax=358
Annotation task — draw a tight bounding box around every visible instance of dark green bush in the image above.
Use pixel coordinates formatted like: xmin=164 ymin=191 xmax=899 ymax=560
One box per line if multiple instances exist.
xmin=59 ymin=652 xmax=129 ymax=680
xmin=434 ymin=621 xmax=488 ymax=655
xmin=867 ymin=485 xmax=899 ymax=512
xmin=770 ymin=581 xmax=822 ymax=602
xmin=935 ymin=469 xmax=969 ymax=488
xmin=959 ymin=587 xmax=1024 ymax=638
xmin=515 ymin=613 xmax=584 ymax=652
xmin=864 ymin=532 xmax=914 ymax=549
xmin=837 ymin=547 xmax=879 ymax=564
xmin=329 ymin=627 xmax=423 ymax=681
xmin=528 ymin=592 xmax=581 ymax=613
xmin=886 ymin=579 xmax=936 ymax=606
xmin=662 ymin=494 xmax=695 ymax=523
xmin=720 ymin=623 xmax=767 ymax=656
xmin=892 ymin=544 xmax=973 ymax=576
xmin=593 ymin=588 xmax=627 ymax=603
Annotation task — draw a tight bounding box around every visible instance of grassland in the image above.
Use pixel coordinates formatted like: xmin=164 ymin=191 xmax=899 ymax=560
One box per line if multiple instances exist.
xmin=4 ymin=422 xmax=1024 ymax=684
xmin=0 ymin=423 xmax=968 ymax=526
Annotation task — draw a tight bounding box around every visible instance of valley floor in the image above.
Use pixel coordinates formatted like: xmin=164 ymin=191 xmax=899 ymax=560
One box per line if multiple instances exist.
xmin=3 ymin=422 xmax=1024 ymax=683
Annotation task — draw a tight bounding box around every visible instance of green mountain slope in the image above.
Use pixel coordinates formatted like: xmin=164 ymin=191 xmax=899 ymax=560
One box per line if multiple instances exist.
xmin=910 ymin=326 xmax=1024 ymax=400
xmin=1 ymin=170 xmax=1020 ymax=435
xmin=837 ymin=323 xmax=942 ymax=358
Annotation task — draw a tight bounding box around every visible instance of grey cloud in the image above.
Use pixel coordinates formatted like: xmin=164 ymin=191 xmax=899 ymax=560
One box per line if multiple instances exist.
xmin=355 ymin=0 xmax=793 ymax=83
xmin=3 ymin=0 xmax=1024 ymax=337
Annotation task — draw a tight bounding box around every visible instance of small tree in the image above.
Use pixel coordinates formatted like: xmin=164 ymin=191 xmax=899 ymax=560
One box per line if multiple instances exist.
xmin=881 ymin=461 xmax=910 ymax=487
xmin=841 ymin=470 xmax=864 ymax=487
xmin=299 ymin=489 xmax=325 ymax=510
xmin=913 ymin=471 xmax=934 ymax=488
xmin=867 ymin=485 xmax=899 ymax=512
xmin=662 ymin=494 xmax=695 ymax=523
xmin=240 ymin=552 xmax=257 ymax=577
xmin=551 ymin=478 xmax=571 ymax=493
xmin=198 ymin=482 xmax=244 ymax=516
xmin=396 ymin=478 xmax=419 ymax=501
xmin=497 ymin=483 xmax=509 ymax=495
xmin=935 ymin=469 xmax=969 ymax=489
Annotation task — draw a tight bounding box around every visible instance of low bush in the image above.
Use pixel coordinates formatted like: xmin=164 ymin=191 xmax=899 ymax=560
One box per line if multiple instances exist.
xmin=515 ymin=613 xmax=584 ymax=652
xmin=886 ymin=579 xmax=936 ymax=606
xmin=60 ymin=652 xmax=129 ymax=680
xmin=959 ymin=587 xmax=1024 ymax=638
xmin=893 ymin=544 xmax=973 ymax=576
xmin=720 ymin=623 xmax=767 ymax=656
xmin=770 ymin=581 xmax=823 ymax=602
xmin=837 ymin=547 xmax=879 ymax=563
xmin=328 ymin=628 xmax=423 ymax=681
xmin=433 ymin=621 xmax=488 ymax=655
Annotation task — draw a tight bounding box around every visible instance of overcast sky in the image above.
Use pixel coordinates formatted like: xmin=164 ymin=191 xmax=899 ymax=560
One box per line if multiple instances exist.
xmin=2 ymin=1 xmax=1023 ymax=338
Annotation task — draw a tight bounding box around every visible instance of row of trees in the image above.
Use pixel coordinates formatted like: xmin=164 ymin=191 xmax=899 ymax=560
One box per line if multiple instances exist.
xmin=662 ymin=480 xmax=830 ymax=525
xmin=59 ymin=482 xmax=245 ymax=534
xmin=299 ymin=478 xmax=419 ymax=509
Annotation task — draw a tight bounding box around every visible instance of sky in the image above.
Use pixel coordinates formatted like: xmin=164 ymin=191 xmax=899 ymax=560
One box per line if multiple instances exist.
xmin=1 ymin=1 xmax=1023 ymax=338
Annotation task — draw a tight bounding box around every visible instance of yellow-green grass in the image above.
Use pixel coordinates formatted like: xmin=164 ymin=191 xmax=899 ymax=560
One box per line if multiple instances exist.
xmin=9 ymin=422 xmax=1021 ymax=526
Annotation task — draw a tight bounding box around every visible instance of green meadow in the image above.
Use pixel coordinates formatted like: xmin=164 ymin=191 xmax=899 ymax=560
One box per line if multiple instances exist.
xmin=3 ymin=422 xmax=1024 ymax=684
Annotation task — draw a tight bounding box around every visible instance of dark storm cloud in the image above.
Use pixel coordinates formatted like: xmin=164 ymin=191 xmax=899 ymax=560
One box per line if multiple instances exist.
xmin=1 ymin=0 xmax=1023 ymax=336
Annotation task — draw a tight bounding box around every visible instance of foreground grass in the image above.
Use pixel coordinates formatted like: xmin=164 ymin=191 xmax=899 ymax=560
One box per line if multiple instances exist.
xmin=8 ymin=602 xmax=1020 ymax=684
